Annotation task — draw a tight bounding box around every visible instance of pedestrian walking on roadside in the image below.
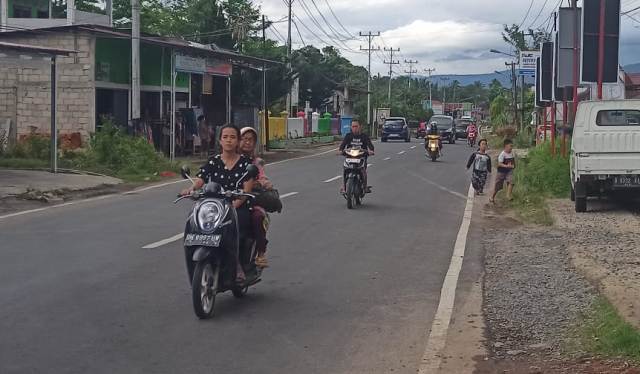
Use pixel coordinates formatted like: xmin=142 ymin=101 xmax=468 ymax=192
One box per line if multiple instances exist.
xmin=490 ymin=139 xmax=516 ymax=203
xmin=466 ymin=138 xmax=491 ymax=195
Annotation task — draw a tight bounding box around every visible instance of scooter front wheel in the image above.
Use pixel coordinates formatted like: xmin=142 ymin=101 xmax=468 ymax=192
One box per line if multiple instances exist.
xmin=192 ymin=261 xmax=219 ymax=319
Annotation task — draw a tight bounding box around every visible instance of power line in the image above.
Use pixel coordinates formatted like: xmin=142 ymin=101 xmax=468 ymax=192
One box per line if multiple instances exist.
xmin=296 ymin=0 xmax=354 ymax=51
xmin=519 ymin=0 xmax=537 ymax=28
xmin=528 ymin=0 xmax=550 ymax=29
xmin=384 ymin=47 xmax=400 ymax=105
xmin=323 ymin=0 xmax=357 ymax=40
xmin=404 ymin=59 xmax=418 ymax=88
xmin=292 ymin=19 xmax=307 ymax=46
xmin=308 ymin=0 xmax=355 ymax=42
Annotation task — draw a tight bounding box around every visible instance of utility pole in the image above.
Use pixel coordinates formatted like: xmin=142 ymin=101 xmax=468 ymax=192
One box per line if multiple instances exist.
xmin=286 ymin=0 xmax=293 ymax=115
xmin=505 ymin=61 xmax=518 ymax=127
xmin=262 ymin=15 xmax=269 ymax=152
xmin=441 ymin=77 xmax=450 ymax=114
xmin=384 ymin=47 xmax=400 ymax=107
xmin=404 ymin=59 xmax=418 ymax=89
xmin=424 ymin=68 xmax=435 ymax=108
xmin=131 ymin=0 xmax=141 ymax=120
xmin=360 ymin=31 xmax=380 ymax=136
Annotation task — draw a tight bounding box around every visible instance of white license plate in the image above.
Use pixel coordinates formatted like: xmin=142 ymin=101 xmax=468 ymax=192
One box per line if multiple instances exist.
xmin=184 ymin=234 xmax=221 ymax=247
xmin=389 ymin=134 xmax=399 ymax=137
xmin=346 ymin=158 xmax=361 ymax=163
xmin=614 ymin=176 xmax=640 ymax=187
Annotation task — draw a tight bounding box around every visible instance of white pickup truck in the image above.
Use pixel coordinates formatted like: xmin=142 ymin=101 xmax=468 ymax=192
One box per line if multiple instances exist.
xmin=571 ymin=100 xmax=640 ymax=212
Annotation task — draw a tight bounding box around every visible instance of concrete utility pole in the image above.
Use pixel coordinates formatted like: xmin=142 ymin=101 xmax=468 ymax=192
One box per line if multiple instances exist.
xmin=505 ymin=61 xmax=518 ymax=127
xmin=404 ymin=59 xmax=418 ymax=88
xmin=359 ymin=31 xmax=380 ymax=136
xmin=384 ymin=47 xmax=400 ymax=106
xmin=286 ymin=0 xmax=293 ymax=115
xmin=131 ymin=0 xmax=141 ymax=120
xmin=424 ymin=68 xmax=435 ymax=110
xmin=262 ymin=15 xmax=269 ymax=152
xmin=441 ymin=76 xmax=450 ymax=112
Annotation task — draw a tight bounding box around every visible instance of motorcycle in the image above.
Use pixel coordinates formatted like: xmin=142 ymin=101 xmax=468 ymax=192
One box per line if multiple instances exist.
xmin=425 ymin=135 xmax=441 ymax=162
xmin=342 ymin=147 xmax=369 ymax=209
xmin=175 ymin=164 xmax=261 ymax=319
xmin=468 ymin=131 xmax=477 ymax=147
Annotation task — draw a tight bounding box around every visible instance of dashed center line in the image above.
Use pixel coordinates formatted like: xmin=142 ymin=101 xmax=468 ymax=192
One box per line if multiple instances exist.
xmin=323 ymin=175 xmax=342 ymax=183
xmin=384 ymin=157 xmax=391 ymax=161
xmin=411 ymin=146 xmax=417 ymax=149
xmin=367 ymin=163 xmax=373 ymax=167
xmin=398 ymin=151 xmax=406 ymax=155
xmin=279 ymin=192 xmax=299 ymax=199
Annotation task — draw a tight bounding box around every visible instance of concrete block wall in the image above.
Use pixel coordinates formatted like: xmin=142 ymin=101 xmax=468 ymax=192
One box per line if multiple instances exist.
xmin=0 ymin=32 xmax=96 ymax=143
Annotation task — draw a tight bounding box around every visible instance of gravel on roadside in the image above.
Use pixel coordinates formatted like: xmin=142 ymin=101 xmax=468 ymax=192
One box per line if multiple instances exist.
xmin=482 ymin=210 xmax=597 ymax=360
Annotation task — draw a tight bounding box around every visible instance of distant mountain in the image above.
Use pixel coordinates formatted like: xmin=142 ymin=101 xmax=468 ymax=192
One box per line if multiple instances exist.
xmin=415 ymin=63 xmax=640 ymax=87
xmin=623 ymin=63 xmax=640 ymax=73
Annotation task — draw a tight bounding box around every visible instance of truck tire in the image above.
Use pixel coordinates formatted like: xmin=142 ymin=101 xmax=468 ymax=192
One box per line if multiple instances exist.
xmin=570 ymin=186 xmax=575 ymax=202
xmin=575 ymin=197 xmax=587 ymax=213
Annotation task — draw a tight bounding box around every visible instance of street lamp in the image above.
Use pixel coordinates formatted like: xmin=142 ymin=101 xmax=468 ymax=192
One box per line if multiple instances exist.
xmin=490 ymin=49 xmax=517 ymax=58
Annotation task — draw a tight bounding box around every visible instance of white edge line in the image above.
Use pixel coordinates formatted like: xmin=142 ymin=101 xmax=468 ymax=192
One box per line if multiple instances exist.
xmin=418 ymin=185 xmax=474 ymax=373
xmin=323 ymin=175 xmax=342 ymax=183
xmin=266 ymin=147 xmax=338 ymax=166
xmin=142 ymin=191 xmax=299 ymax=249
xmin=0 ymin=146 xmax=336 ymax=220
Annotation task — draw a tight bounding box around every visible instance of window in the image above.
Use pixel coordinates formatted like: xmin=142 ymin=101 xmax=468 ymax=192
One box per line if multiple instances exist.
xmin=596 ymin=110 xmax=640 ymax=126
xmin=13 ymin=5 xmax=32 ymax=18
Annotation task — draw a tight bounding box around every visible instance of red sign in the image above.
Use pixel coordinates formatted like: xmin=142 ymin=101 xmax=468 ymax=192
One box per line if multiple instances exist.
xmin=206 ymin=59 xmax=232 ymax=76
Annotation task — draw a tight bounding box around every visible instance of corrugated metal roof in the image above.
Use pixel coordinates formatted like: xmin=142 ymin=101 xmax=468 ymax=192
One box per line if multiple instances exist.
xmin=0 ymin=24 xmax=280 ymax=68
xmin=0 ymin=41 xmax=76 ymax=56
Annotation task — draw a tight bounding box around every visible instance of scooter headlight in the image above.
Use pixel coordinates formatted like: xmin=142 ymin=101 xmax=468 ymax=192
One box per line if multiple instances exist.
xmin=195 ymin=201 xmax=226 ymax=233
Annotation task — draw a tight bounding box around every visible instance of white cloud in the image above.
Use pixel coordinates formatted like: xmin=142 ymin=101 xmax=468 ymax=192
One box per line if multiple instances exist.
xmin=254 ymin=0 xmax=640 ymax=76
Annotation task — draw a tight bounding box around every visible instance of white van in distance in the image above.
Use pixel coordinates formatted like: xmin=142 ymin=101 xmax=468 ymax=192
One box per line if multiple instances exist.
xmin=571 ymin=100 xmax=640 ymax=212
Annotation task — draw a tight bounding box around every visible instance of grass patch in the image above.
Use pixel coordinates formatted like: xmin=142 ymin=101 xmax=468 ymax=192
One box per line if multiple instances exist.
xmin=505 ymin=142 xmax=570 ymax=225
xmin=0 ymin=157 xmax=50 ymax=169
xmin=574 ymin=297 xmax=640 ymax=363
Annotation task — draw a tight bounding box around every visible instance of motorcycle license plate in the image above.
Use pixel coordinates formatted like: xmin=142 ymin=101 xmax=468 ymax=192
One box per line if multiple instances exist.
xmin=184 ymin=234 xmax=221 ymax=247
xmin=614 ymin=176 xmax=640 ymax=187
xmin=346 ymin=158 xmax=360 ymax=163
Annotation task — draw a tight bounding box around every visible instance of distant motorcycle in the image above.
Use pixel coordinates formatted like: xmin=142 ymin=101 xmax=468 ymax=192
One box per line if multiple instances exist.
xmin=468 ymin=131 xmax=477 ymax=147
xmin=342 ymin=147 xmax=369 ymax=209
xmin=425 ymin=135 xmax=441 ymax=162
xmin=175 ymin=165 xmax=262 ymax=319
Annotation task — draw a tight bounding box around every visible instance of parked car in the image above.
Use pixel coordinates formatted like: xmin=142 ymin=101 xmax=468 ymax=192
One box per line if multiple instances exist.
xmin=570 ymin=100 xmax=640 ymax=212
xmin=430 ymin=115 xmax=456 ymax=144
xmin=382 ymin=117 xmax=410 ymax=142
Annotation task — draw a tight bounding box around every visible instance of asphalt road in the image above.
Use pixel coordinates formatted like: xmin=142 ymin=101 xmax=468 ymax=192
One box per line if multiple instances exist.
xmin=0 ymin=137 xmax=476 ymax=374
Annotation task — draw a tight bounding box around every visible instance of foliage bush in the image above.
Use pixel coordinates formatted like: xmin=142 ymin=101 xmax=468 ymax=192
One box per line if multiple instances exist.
xmin=72 ymin=122 xmax=174 ymax=179
xmin=508 ymin=141 xmax=570 ymax=224
xmin=1 ymin=134 xmax=51 ymax=160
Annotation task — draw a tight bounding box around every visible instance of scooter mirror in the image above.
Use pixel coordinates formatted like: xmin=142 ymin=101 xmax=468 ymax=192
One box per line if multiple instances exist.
xmin=246 ymin=164 xmax=259 ymax=179
xmin=180 ymin=165 xmax=191 ymax=180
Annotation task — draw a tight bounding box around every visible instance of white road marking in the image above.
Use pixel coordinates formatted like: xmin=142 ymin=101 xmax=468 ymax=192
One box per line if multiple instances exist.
xmin=398 ymin=151 xmax=406 ymax=155
xmin=143 ymin=191 xmax=300 ymax=249
xmin=0 ymin=145 xmax=336 ymax=220
xmin=279 ymin=192 xmax=299 ymax=199
xmin=411 ymin=146 xmax=417 ymax=149
xmin=266 ymin=147 xmax=338 ymax=166
xmin=384 ymin=157 xmax=391 ymax=161
xmin=142 ymin=233 xmax=184 ymax=249
xmin=323 ymin=175 xmax=342 ymax=183
xmin=418 ymin=185 xmax=475 ymax=373
xmin=367 ymin=163 xmax=373 ymax=167
xmin=123 ymin=179 xmax=188 ymax=195
xmin=407 ymin=171 xmax=467 ymax=200
xmin=0 ymin=194 xmax=116 ymax=220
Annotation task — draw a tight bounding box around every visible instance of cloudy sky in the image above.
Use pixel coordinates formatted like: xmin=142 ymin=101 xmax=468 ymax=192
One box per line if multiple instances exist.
xmin=255 ymin=0 xmax=640 ymax=76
